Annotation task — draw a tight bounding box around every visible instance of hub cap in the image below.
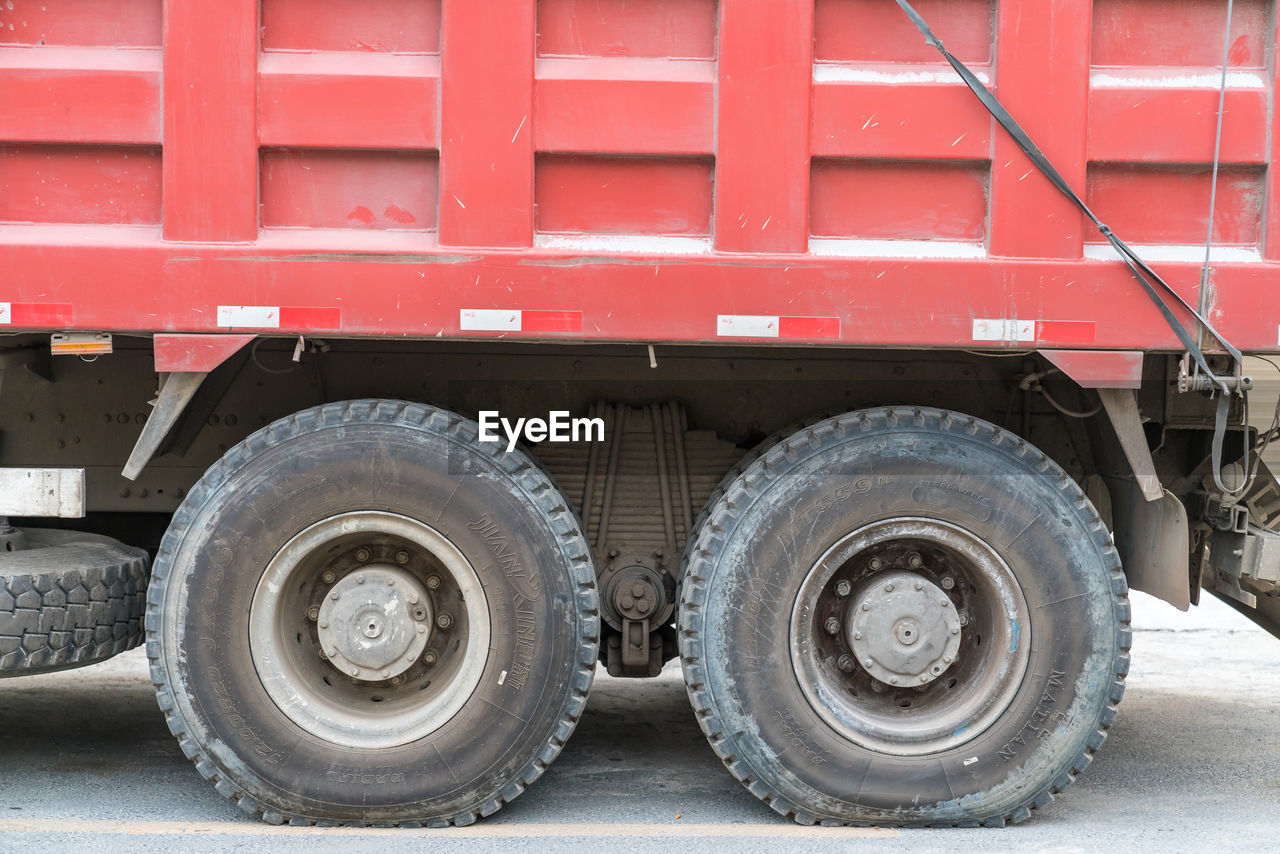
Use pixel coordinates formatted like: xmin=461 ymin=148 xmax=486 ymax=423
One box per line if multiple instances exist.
xmin=847 ymin=571 xmax=962 ymax=687
xmin=249 ymin=511 xmax=490 ymax=749
xmin=316 ymin=565 xmax=432 ymax=681
xmin=790 ymin=517 xmax=1029 ymax=756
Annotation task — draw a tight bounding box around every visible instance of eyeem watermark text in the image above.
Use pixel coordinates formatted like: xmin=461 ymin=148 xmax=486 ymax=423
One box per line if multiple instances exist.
xmin=478 ymin=411 xmax=605 ymax=452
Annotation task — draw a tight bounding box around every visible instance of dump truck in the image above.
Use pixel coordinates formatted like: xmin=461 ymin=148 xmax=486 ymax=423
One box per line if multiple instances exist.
xmin=3 ymin=0 xmax=1280 ymax=829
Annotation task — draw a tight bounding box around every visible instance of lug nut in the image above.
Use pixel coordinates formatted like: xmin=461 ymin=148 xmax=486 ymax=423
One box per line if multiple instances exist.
xmin=321 ymin=569 xmax=337 ymax=584
xmin=411 ymin=606 xmax=427 ymax=621
xmin=355 ymin=548 xmax=371 ymax=563
xmin=908 ymin=553 xmax=923 ymax=569
xmin=940 ymin=576 xmax=955 ymax=590
xmin=395 ymin=550 xmax=410 ymax=565
xmin=869 ymin=558 xmax=884 ymax=571
xmin=426 ymin=575 xmax=441 ymax=590
xmin=423 ymin=650 xmax=438 ymax=666
xmin=824 ymin=617 xmax=841 ymax=635
xmin=437 ymin=613 xmax=453 ymax=630
xmin=835 ymin=580 xmax=851 ymax=597
xmin=838 ymin=655 xmax=856 ymax=673
xmin=307 ymin=606 xmax=320 ymax=621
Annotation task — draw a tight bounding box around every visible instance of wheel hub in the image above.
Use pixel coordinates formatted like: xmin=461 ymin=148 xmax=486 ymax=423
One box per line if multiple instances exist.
xmin=317 ymin=565 xmax=433 ymax=681
xmin=847 ymin=571 xmax=961 ymax=686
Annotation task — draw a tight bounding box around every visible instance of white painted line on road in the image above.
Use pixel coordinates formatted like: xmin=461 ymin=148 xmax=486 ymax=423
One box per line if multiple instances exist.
xmin=0 ymin=818 xmax=899 ymax=839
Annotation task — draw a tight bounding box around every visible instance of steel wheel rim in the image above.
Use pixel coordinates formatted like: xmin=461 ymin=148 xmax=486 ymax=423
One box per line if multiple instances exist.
xmin=790 ymin=517 xmax=1030 ymax=756
xmin=249 ymin=511 xmax=490 ymax=749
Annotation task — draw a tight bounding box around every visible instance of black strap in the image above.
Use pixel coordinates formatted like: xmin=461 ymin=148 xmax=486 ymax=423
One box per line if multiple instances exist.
xmin=893 ymin=0 xmax=1248 ymax=494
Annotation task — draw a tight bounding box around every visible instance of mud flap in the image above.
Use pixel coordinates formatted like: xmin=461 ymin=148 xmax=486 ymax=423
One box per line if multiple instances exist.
xmin=1107 ymin=477 xmax=1191 ymax=610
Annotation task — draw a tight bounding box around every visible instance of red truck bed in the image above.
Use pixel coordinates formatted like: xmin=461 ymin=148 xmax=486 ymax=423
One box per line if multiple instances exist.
xmin=2 ymin=0 xmax=1277 ymax=351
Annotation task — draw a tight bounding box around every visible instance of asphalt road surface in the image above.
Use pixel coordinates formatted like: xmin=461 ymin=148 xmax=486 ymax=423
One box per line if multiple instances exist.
xmin=1 ymin=591 xmax=1277 ymax=853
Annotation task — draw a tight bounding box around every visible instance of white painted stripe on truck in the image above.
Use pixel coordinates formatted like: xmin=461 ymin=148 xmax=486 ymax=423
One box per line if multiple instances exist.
xmin=460 ymin=309 xmax=522 ymax=331
xmin=717 ymin=315 xmax=780 ymax=338
xmin=0 ymin=302 xmax=9 ymax=324
xmin=972 ymin=318 xmax=1036 ymax=344
xmin=217 ymin=305 xmax=280 ymax=328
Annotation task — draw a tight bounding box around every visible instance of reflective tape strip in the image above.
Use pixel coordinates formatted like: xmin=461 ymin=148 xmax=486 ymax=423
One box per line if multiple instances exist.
xmin=972 ymin=318 xmax=1036 ymax=343
xmin=973 ymin=319 xmax=1096 ymax=345
xmin=717 ymin=315 xmax=840 ymax=339
xmin=460 ymin=309 xmax=521 ymax=331
xmin=217 ymin=306 xmax=340 ymax=330
xmin=0 ymin=302 xmax=72 ymax=326
xmin=217 ymin=306 xmax=280 ymax=328
xmin=459 ymin=310 xmax=582 ymax=333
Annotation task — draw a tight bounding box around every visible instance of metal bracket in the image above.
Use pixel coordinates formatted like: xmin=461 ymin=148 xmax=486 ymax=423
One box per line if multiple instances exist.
xmin=121 ymin=372 xmax=208 ymax=481
xmin=1098 ymin=388 xmax=1163 ymax=502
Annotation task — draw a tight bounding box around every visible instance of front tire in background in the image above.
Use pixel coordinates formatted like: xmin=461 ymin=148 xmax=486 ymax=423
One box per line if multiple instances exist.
xmin=680 ymin=407 xmax=1130 ymax=826
xmin=147 ymin=400 xmax=599 ymax=825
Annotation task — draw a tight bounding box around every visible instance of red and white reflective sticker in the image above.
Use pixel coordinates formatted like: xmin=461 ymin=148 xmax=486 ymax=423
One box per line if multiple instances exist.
xmin=216 ymin=306 xmax=341 ymax=330
xmin=717 ymin=315 xmax=841 ymax=339
xmin=0 ymin=302 xmax=73 ymax=326
xmin=972 ymin=319 xmax=1095 ymax=345
xmin=459 ymin=309 xmax=582 ymax=333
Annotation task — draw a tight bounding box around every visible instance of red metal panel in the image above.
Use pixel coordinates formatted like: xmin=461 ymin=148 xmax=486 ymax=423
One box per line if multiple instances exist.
xmin=1091 ymin=0 xmax=1268 ymax=68
xmin=438 ymin=0 xmax=535 ymax=247
xmin=714 ymin=0 xmax=812 ymax=253
xmin=6 ymin=0 xmax=1280 ymax=356
xmin=811 ymin=81 xmax=992 ymax=161
xmin=0 ymin=0 xmax=162 ymax=47
xmin=810 ymin=160 xmax=987 ymax=241
xmin=814 ymin=0 xmax=995 ymax=65
xmin=1088 ymin=86 xmax=1268 ymax=165
xmin=537 ymin=0 xmax=716 ymax=59
xmin=1268 ymin=23 xmax=1280 ymax=262
xmin=260 ymin=150 xmax=438 ymax=231
xmin=259 ymin=53 xmax=440 ymax=150
xmin=534 ymin=59 xmax=713 ymax=156
xmin=1086 ymin=165 xmax=1264 ymax=248
xmin=0 ymin=48 xmax=161 ymax=144
xmin=261 ymin=0 xmax=441 ymax=54
xmin=0 ymin=145 xmax=161 ymax=225
xmin=162 ymin=0 xmax=258 ymax=242
xmin=989 ymin=2 xmax=1092 ymax=259
xmin=535 ymin=156 xmax=712 ymax=236
xmin=153 ymin=333 xmax=255 ymax=373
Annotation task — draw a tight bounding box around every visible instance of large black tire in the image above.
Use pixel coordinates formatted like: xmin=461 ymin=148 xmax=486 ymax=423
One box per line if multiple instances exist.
xmin=680 ymin=407 xmax=1131 ymax=826
xmin=0 ymin=529 xmax=149 ymax=676
xmin=148 ymin=400 xmax=599 ymax=826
